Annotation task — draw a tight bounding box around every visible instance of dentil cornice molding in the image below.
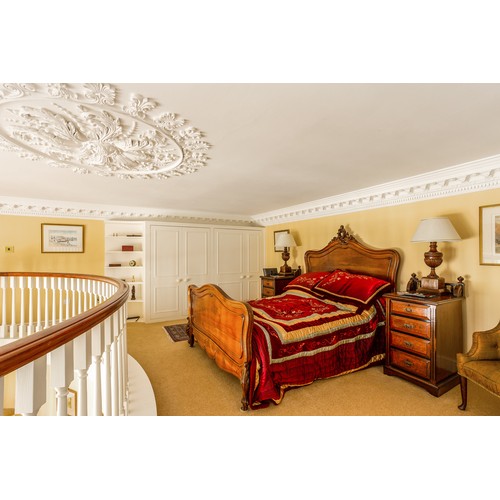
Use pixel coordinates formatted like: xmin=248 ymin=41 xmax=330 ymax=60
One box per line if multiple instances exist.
xmin=0 ymin=155 xmax=498 ymax=227
xmin=252 ymin=155 xmax=500 ymax=226
xmin=0 ymin=83 xmax=210 ymax=179
xmin=0 ymin=196 xmax=257 ymax=226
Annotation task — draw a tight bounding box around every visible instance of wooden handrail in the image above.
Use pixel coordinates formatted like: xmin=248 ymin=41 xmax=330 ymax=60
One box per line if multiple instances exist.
xmin=0 ymin=273 xmax=129 ymax=378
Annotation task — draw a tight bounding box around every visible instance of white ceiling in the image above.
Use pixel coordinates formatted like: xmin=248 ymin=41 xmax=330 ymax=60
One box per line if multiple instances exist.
xmin=2 ymin=82 xmax=500 ymax=223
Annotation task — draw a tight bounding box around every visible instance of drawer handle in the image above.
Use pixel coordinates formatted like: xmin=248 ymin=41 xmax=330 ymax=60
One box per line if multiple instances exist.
xmin=403 ymin=323 xmax=414 ymax=330
xmin=403 ymin=340 xmax=413 ymax=348
xmin=405 ymin=307 xmax=413 ymax=312
xmin=404 ymin=359 xmax=413 ymax=367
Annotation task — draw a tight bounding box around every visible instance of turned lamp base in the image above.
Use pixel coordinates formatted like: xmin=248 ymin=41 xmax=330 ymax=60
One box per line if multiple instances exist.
xmin=279 ymin=248 xmax=292 ymax=275
xmin=417 ymin=241 xmax=447 ymax=294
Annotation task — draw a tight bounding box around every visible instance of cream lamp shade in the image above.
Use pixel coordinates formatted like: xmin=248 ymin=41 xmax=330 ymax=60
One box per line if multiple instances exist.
xmin=275 ymin=232 xmax=297 ymax=249
xmin=411 ymin=217 xmax=461 ymax=294
xmin=411 ymin=217 xmax=461 ymax=243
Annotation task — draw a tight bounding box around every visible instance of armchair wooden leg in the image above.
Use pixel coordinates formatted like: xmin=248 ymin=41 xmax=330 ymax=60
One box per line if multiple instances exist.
xmin=458 ymin=375 xmax=467 ymax=411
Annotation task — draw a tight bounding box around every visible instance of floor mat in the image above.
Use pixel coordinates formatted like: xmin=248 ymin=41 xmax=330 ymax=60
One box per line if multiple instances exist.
xmin=163 ymin=324 xmax=189 ymax=342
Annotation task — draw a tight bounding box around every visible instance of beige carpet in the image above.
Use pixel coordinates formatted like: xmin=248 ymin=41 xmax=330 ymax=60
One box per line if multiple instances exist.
xmin=127 ymin=321 xmax=500 ymax=417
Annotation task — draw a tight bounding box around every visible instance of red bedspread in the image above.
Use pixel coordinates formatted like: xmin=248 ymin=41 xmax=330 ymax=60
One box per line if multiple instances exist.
xmin=247 ymin=290 xmax=386 ymax=409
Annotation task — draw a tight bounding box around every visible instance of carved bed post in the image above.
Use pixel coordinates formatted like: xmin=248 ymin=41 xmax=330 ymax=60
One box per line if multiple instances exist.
xmin=187 ymin=317 xmax=195 ymax=347
xmin=240 ymin=362 xmax=250 ymax=411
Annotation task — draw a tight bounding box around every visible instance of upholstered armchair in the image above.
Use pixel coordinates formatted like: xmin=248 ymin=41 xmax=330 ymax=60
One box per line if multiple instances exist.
xmin=457 ymin=321 xmax=500 ymax=410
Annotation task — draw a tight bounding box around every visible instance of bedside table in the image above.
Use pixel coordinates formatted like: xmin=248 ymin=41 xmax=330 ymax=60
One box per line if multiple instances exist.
xmin=261 ymin=275 xmax=295 ymax=297
xmin=383 ymin=293 xmax=464 ymax=396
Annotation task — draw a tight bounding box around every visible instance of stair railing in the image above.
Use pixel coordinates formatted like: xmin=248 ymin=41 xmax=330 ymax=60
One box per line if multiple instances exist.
xmin=0 ymin=273 xmax=129 ymax=416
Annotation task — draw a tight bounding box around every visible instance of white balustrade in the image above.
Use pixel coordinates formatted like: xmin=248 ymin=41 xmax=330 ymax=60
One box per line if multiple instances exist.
xmin=73 ymin=330 xmax=92 ymax=416
xmin=0 ymin=273 xmax=129 ymax=417
xmin=15 ymin=357 xmax=47 ymax=416
xmin=0 ymin=376 xmax=4 ymax=416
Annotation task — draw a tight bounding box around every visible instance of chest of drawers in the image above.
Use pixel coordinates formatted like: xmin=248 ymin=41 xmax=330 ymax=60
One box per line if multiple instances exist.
xmin=260 ymin=275 xmax=295 ymax=297
xmin=383 ymin=293 xmax=464 ymax=396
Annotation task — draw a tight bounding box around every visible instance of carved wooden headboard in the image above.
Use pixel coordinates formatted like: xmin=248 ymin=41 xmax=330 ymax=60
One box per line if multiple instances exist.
xmin=304 ymin=225 xmax=400 ymax=287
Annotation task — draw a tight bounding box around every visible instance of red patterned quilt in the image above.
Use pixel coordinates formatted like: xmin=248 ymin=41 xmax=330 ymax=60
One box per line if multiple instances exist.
xmin=247 ymin=290 xmax=386 ymax=409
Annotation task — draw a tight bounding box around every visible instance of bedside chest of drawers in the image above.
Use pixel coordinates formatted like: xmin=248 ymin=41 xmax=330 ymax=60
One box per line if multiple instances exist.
xmin=383 ymin=293 xmax=464 ymax=396
xmin=260 ymin=275 xmax=295 ymax=297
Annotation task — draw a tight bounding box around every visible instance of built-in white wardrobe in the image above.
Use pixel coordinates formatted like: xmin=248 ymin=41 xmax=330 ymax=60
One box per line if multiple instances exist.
xmin=146 ymin=222 xmax=264 ymax=322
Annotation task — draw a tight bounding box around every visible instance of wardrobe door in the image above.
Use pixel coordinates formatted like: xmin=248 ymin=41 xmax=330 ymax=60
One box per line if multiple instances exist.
xmin=148 ymin=225 xmax=210 ymax=321
xmin=213 ymin=228 xmax=263 ymax=301
xmin=245 ymin=229 xmax=263 ymax=301
xmin=214 ymin=228 xmax=245 ymax=301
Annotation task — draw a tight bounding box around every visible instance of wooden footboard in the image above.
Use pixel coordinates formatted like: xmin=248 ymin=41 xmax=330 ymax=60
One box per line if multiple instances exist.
xmin=187 ymin=284 xmax=254 ymax=411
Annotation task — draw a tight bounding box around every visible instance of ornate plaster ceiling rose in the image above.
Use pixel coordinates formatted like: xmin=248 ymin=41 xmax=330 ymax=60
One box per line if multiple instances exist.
xmin=0 ymin=83 xmax=210 ymax=179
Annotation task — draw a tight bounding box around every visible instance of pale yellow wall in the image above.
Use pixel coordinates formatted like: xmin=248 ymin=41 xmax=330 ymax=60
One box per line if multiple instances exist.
xmin=265 ymin=188 xmax=500 ymax=349
xmin=0 ymin=215 xmax=104 ymax=274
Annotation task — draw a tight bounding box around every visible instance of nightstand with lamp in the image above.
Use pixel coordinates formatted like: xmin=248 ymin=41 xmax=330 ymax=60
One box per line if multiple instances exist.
xmin=261 ymin=231 xmax=299 ymax=297
xmin=383 ymin=217 xmax=465 ymax=396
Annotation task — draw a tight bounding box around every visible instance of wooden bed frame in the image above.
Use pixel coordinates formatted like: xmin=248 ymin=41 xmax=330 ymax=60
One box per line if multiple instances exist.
xmin=187 ymin=225 xmax=401 ymax=410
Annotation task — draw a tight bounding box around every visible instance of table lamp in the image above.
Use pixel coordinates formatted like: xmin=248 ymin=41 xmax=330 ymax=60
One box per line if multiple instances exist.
xmin=275 ymin=232 xmax=297 ymax=275
xmin=411 ymin=217 xmax=461 ymax=294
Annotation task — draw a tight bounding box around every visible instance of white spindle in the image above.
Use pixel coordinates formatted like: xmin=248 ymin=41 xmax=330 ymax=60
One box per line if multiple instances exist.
xmin=58 ymin=277 xmax=64 ymax=324
xmin=91 ymin=323 xmax=104 ymax=416
xmin=71 ymin=278 xmax=80 ymax=316
xmin=27 ymin=277 xmax=34 ymax=335
xmin=51 ymin=277 xmax=56 ymax=326
xmin=111 ymin=315 xmax=120 ymax=416
xmin=0 ymin=376 xmax=4 ymax=416
xmin=43 ymin=277 xmax=50 ymax=329
xmin=19 ymin=276 xmax=26 ymax=338
xmin=35 ymin=277 xmax=42 ymax=332
xmin=121 ymin=305 xmax=129 ymax=411
xmin=116 ymin=310 xmax=128 ymax=416
xmin=1 ymin=276 xmax=7 ymax=338
xmin=102 ymin=315 xmax=113 ymax=416
xmin=9 ymin=276 xmax=17 ymax=338
xmin=15 ymin=356 xmax=47 ymax=416
xmin=65 ymin=278 xmax=70 ymax=320
xmin=93 ymin=281 xmax=98 ymax=307
xmin=83 ymin=280 xmax=89 ymax=312
xmin=51 ymin=341 xmax=74 ymax=416
xmin=73 ymin=330 xmax=92 ymax=416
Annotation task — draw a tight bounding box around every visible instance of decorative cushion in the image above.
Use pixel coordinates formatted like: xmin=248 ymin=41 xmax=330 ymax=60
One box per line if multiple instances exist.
xmin=313 ymin=269 xmax=392 ymax=309
xmin=283 ymin=271 xmax=332 ymax=296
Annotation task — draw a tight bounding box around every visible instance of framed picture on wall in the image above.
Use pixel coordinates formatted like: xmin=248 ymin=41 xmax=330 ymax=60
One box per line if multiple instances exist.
xmin=41 ymin=224 xmax=84 ymax=253
xmin=479 ymin=204 xmax=500 ymax=265
xmin=274 ymin=229 xmax=290 ymax=252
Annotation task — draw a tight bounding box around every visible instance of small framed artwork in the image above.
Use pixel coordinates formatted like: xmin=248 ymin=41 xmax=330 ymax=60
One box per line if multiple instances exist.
xmin=274 ymin=229 xmax=290 ymax=252
xmin=41 ymin=224 xmax=84 ymax=253
xmin=479 ymin=204 xmax=500 ymax=265
xmin=67 ymin=389 xmax=77 ymax=416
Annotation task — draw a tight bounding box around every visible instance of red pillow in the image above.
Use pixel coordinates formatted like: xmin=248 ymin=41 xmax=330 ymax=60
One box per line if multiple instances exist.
xmin=283 ymin=271 xmax=331 ymax=295
xmin=313 ymin=270 xmax=391 ymax=309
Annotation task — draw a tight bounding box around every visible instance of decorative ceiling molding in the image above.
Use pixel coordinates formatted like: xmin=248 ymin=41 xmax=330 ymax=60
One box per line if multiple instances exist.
xmin=0 ymin=83 xmax=210 ymax=179
xmin=0 ymin=155 xmax=499 ymax=228
xmin=0 ymin=196 xmax=257 ymax=227
xmin=252 ymin=155 xmax=500 ymax=226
